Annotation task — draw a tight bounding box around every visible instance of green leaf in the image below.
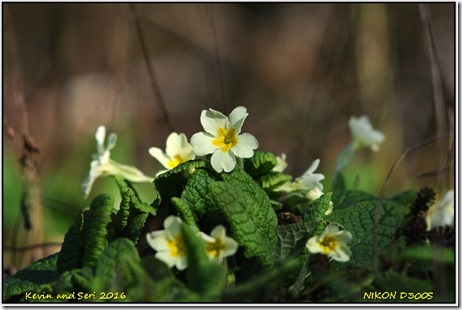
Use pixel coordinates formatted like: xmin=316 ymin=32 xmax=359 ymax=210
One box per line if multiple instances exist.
xmin=258 ymin=172 xmax=292 ymax=191
xmin=181 ymin=169 xmax=214 ymax=217
xmin=244 ymin=151 xmax=277 ymax=178
xmin=154 ymin=160 xmax=207 ymax=201
xmin=3 ymin=253 xmax=59 ymax=301
xmin=223 ymin=258 xmax=300 ymax=302
xmin=273 ymin=222 xmax=316 ymax=261
xmin=171 ymin=197 xmax=199 ymax=230
xmin=400 ymin=245 xmax=454 ymax=265
xmin=208 ymin=167 xmax=278 ymax=267
xmin=327 ymin=190 xmax=406 ymax=269
xmin=302 ymin=193 xmax=332 ymax=235
xmin=94 ymin=238 xmax=140 ymax=292
xmin=57 ymin=211 xmax=84 ymax=273
xmin=81 ymin=194 xmax=114 ymax=268
xmin=182 ymin=224 xmax=227 ymax=300
xmin=112 ymin=178 xmax=155 ymax=243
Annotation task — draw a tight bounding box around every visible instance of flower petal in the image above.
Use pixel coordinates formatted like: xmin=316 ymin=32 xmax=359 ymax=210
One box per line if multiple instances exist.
xmin=81 ymin=160 xmax=103 ymax=198
xmin=200 ymin=109 xmax=228 ymax=135
xmin=232 ymin=133 xmax=259 ymax=158
xmin=191 ymin=132 xmax=219 ymax=156
xmin=306 ymin=159 xmax=320 ymax=174
xmin=306 ymin=236 xmax=322 ymax=254
xmin=109 ymin=160 xmax=153 ymax=183
xmin=155 ymin=251 xmax=177 ymax=268
xmin=146 ymin=231 xmax=169 ymax=252
xmin=211 ymin=150 xmax=236 ymax=173
xmin=228 ymin=106 xmax=248 ymax=134
xmin=149 ymin=147 xmax=171 ymax=169
xmin=106 ymin=133 xmax=117 ymax=151
xmin=95 ymin=125 xmax=106 ymax=154
xmin=165 ymin=132 xmax=182 ymax=157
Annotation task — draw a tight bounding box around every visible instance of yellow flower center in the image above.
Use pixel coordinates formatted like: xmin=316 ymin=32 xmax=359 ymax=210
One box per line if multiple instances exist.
xmin=318 ymin=236 xmax=337 ymax=254
xmin=205 ymin=237 xmax=225 ymax=258
xmin=212 ymin=128 xmax=238 ymax=153
xmin=167 ymin=155 xmax=186 ymax=169
xmin=167 ymin=236 xmax=186 ymax=257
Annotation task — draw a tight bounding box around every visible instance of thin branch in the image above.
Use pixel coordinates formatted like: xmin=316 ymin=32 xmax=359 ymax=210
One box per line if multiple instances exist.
xmin=129 ymin=3 xmax=176 ymax=133
xmin=4 ymin=242 xmax=62 ymax=253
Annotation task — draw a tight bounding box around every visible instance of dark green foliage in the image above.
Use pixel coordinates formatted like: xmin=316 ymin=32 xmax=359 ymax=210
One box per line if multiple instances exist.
xmin=81 ymin=194 xmax=114 ymax=268
xmin=3 ymin=151 xmax=455 ymax=303
xmin=244 ymin=151 xmax=277 ymax=178
xmin=3 ymin=253 xmax=59 ymax=301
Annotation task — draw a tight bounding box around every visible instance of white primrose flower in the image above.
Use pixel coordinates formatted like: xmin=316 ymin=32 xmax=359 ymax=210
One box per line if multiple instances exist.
xmin=190 ymin=106 xmax=259 ymax=173
xmin=81 ymin=125 xmax=153 ymax=198
xmin=348 ymin=115 xmax=385 ymax=152
xmin=146 ymin=216 xmax=188 ymax=270
xmin=273 ymin=153 xmax=288 ymax=172
xmin=199 ymin=225 xmax=238 ymax=263
xmin=426 ymin=190 xmax=454 ymax=230
xmin=276 ymin=159 xmax=325 ymax=193
xmin=306 ymin=224 xmax=352 ymax=262
xmin=149 ymin=132 xmax=195 ymax=175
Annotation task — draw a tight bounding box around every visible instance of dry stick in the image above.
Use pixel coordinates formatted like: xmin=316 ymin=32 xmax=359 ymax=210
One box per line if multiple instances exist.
xmin=419 ymin=4 xmax=450 ymax=193
xmin=4 ymin=242 xmax=63 ymax=253
xmin=5 ymin=5 xmax=44 ymax=269
xmin=129 ymin=3 xmax=176 ymax=133
xmin=206 ymin=4 xmax=227 ymax=112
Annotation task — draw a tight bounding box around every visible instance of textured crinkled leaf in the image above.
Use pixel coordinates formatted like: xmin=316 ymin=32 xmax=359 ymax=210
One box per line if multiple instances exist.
xmin=223 ymin=258 xmax=300 ymax=302
xmin=327 ymin=190 xmax=405 ymax=269
xmin=274 ymin=222 xmax=316 ymax=261
xmin=258 ymin=172 xmax=292 ymax=191
xmin=121 ymin=213 xmax=149 ymax=243
xmin=400 ymin=245 xmax=454 ymax=265
xmin=3 ymin=253 xmax=59 ymax=301
xmin=221 ymin=166 xmax=278 ymax=241
xmin=244 ymin=151 xmax=278 ymax=178
xmin=209 ymin=178 xmax=276 ymax=267
xmin=82 ymin=194 xmax=114 ymax=268
xmin=302 ymin=193 xmax=332 ymax=235
xmin=181 ymin=169 xmax=214 ymax=217
xmin=57 ymin=212 xmax=84 ymax=273
xmin=141 ymin=256 xmax=201 ymax=302
xmin=171 ymin=197 xmax=199 ymax=230
xmin=182 ymin=224 xmax=227 ymax=300
xmin=154 ymin=160 xmax=207 ymax=200
xmin=95 ymin=238 xmax=140 ymax=292
xmin=390 ymin=190 xmax=417 ymax=209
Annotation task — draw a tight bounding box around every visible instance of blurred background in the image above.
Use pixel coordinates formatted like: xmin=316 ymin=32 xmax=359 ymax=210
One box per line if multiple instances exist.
xmin=3 ymin=3 xmax=455 ymax=272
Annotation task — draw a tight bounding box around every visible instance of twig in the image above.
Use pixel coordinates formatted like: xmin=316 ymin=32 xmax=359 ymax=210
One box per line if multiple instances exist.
xmin=129 ymin=3 xmax=176 ymax=133
xmin=4 ymin=242 xmax=62 ymax=253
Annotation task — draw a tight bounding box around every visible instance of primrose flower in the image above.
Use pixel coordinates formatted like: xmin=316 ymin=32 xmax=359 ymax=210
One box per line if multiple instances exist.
xmin=426 ymin=190 xmax=454 ymax=230
xmin=146 ymin=216 xmax=188 ymax=270
xmin=190 ymin=106 xmax=259 ymax=173
xmin=149 ymin=132 xmax=195 ymax=175
xmin=276 ymin=159 xmax=325 ymax=193
xmin=81 ymin=125 xmax=152 ymax=198
xmin=306 ymin=224 xmax=352 ymax=262
xmin=199 ymin=225 xmax=238 ymax=263
xmin=348 ymin=115 xmax=385 ymax=152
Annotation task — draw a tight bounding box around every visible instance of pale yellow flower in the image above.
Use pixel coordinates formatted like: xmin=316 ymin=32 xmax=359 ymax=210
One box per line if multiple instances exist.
xmin=306 ymin=224 xmax=352 ymax=262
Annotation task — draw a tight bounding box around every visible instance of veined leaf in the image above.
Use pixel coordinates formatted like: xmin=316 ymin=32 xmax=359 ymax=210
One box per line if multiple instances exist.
xmin=209 ymin=167 xmax=277 ymax=267
xmin=57 ymin=211 xmax=84 ymax=273
xmin=82 ymin=194 xmax=114 ymax=268
xmin=3 ymin=253 xmax=59 ymax=301
xmin=244 ymin=151 xmax=277 ymax=178
xmin=327 ymin=190 xmax=407 ymax=269
xmin=182 ymin=224 xmax=227 ymax=300
xmin=274 ymin=222 xmax=316 ymax=261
